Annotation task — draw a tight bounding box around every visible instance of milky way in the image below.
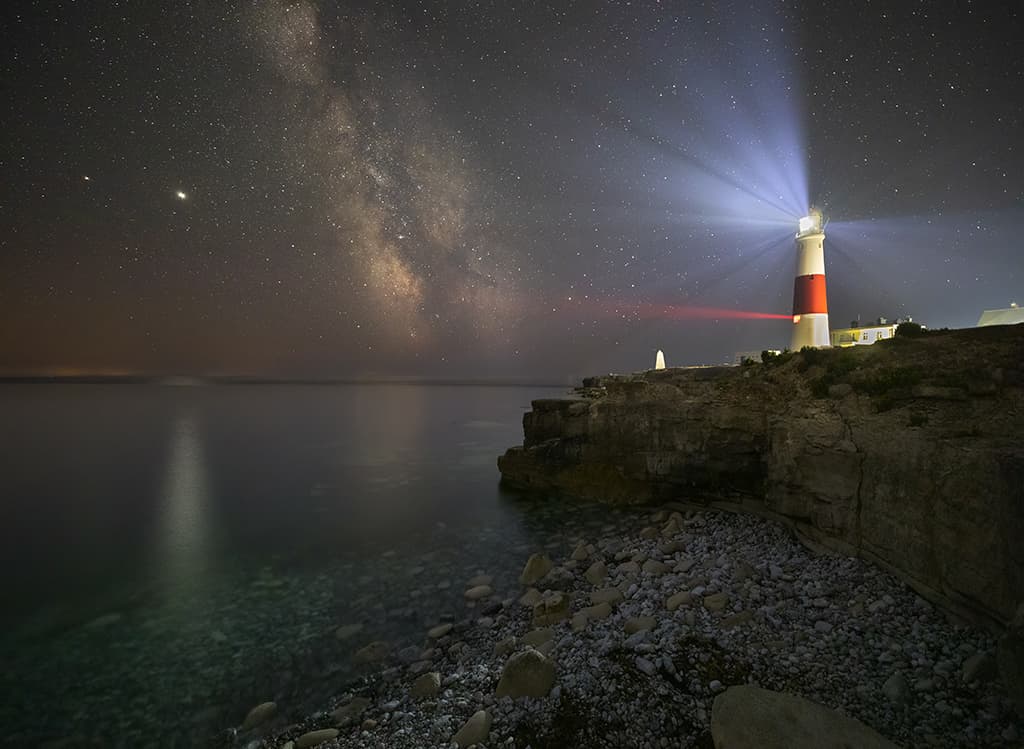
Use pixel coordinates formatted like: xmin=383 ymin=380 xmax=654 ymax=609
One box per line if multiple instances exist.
xmin=2 ymin=1 xmax=1021 ymax=377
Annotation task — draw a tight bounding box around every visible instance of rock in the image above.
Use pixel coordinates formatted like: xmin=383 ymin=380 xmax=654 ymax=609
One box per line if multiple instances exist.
xmin=408 ymin=659 xmax=433 ymax=675
xmin=353 ymin=641 xmax=390 ymax=664
xmin=571 ymin=612 xmax=589 ymax=632
xmin=624 ymin=616 xmax=656 ymax=634
xmin=427 ymin=623 xmax=453 ymax=639
xmin=464 ymin=584 xmax=493 ymax=600
xmin=538 ymin=565 xmax=575 ymax=590
xmin=581 ymin=601 xmax=613 ymax=620
xmin=734 ymin=559 xmax=758 ymax=581
xmin=882 ymin=672 xmax=911 ymax=706
xmin=703 ymin=592 xmax=729 ymax=612
xmin=331 ymin=696 xmax=370 ymax=724
xmin=361 ymin=718 xmax=377 ymax=730
xmin=658 ymin=539 xmax=684 ymax=554
xmin=495 ymin=648 xmax=556 ymax=699
xmin=998 ymin=602 xmax=1024 ymax=716
xmin=828 ymin=383 xmax=853 ymax=398
xmin=635 ymin=656 xmax=657 ymax=676
xmin=961 ymin=651 xmax=997 ymax=683
xmin=590 ymin=587 xmax=624 ymax=606
xmin=617 ymin=560 xmax=641 ymax=576
xmin=410 ymin=671 xmax=441 ymax=699
xmin=522 ymin=627 xmax=555 ymax=647
xmin=532 ymin=590 xmax=570 ymax=626
xmin=452 ymin=710 xmax=492 ymax=748
xmin=711 ymin=685 xmax=899 ymax=749
xmin=642 ymin=559 xmax=669 ymax=575
xmin=467 ymin=573 xmax=493 ymax=587
xmin=639 ymin=525 xmax=659 ymax=539
xmin=240 ymin=701 xmax=276 ymax=731
xmin=676 ymin=557 xmax=696 ymax=573
xmin=494 ymin=635 xmax=516 ymax=656
xmin=721 ymin=610 xmax=754 ymax=629
xmin=520 ymin=553 xmax=554 ymax=586
xmin=584 ymin=560 xmax=608 ymax=585
xmin=295 ymin=729 xmax=340 ymax=748
xmin=570 ymin=542 xmax=590 ymax=561
xmin=519 ymin=588 xmax=542 ymax=607
xmin=281 ymin=742 xmax=294 ymax=749
xmin=335 ymin=623 xmax=363 ymax=640
xmin=813 ymin=620 xmax=833 ymax=633
xmin=666 ymin=591 xmax=692 ymax=611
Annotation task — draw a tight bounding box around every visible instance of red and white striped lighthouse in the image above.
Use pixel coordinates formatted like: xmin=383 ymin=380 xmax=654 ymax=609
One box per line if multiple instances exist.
xmin=791 ymin=208 xmax=830 ymax=349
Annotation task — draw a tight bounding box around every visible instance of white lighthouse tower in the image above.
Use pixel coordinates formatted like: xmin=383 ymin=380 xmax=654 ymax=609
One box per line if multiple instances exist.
xmin=791 ymin=208 xmax=830 ymax=350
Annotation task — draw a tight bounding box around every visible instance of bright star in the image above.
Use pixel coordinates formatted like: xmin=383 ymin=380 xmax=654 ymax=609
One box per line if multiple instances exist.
xmin=175 ymin=190 xmax=188 ymax=200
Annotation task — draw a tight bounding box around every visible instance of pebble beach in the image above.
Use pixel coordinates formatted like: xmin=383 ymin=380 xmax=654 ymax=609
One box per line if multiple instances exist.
xmin=230 ymin=506 xmax=1022 ymax=749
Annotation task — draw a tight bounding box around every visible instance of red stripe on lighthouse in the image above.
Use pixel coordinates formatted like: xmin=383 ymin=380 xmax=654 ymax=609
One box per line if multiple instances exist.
xmin=792 ymin=274 xmax=828 ymax=315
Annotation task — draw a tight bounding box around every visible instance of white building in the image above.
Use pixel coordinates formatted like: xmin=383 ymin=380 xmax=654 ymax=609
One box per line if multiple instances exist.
xmin=977 ymin=302 xmax=1024 ymax=327
xmin=830 ymin=317 xmax=917 ymax=347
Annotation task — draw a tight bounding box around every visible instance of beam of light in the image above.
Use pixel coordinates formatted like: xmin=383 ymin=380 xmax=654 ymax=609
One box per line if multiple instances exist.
xmin=155 ymin=412 xmax=211 ymax=597
xmin=812 ymin=209 xmax=1024 ymax=330
xmin=653 ymin=3 xmax=809 ymax=227
xmin=543 ymin=297 xmax=790 ymax=322
xmin=633 ymin=303 xmax=792 ymax=321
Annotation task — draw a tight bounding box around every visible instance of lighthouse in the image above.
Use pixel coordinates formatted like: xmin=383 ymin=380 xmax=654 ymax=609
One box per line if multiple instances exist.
xmin=791 ymin=208 xmax=830 ymax=350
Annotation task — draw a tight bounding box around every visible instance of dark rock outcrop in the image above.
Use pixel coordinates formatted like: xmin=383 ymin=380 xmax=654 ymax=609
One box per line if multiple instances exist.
xmin=710 ymin=685 xmax=900 ymax=748
xmin=499 ymin=325 xmax=1024 ymax=631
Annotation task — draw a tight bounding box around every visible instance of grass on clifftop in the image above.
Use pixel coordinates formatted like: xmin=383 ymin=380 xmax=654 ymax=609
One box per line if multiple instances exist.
xmin=752 ymin=323 xmax=1023 ymax=410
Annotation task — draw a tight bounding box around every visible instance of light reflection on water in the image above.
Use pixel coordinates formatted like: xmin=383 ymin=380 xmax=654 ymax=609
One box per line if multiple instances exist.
xmin=156 ymin=413 xmax=211 ymax=595
xmin=0 ymin=383 xmax=630 ymax=747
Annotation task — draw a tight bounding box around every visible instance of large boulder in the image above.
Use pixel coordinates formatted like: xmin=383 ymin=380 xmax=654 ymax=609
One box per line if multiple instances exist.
xmin=710 ymin=685 xmax=900 ymax=749
xmin=998 ymin=602 xmax=1024 ymax=716
xmin=452 ymin=710 xmax=492 ymax=747
xmin=495 ymin=647 xmax=556 ymax=699
xmin=410 ymin=672 xmax=441 ymax=700
xmin=532 ymin=590 xmax=570 ymax=626
xmin=240 ymin=701 xmax=276 ymax=731
xmin=520 ymin=553 xmax=554 ymax=586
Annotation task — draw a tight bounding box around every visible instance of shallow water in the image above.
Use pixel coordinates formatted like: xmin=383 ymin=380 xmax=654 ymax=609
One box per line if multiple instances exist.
xmin=0 ymin=383 xmax=636 ymax=747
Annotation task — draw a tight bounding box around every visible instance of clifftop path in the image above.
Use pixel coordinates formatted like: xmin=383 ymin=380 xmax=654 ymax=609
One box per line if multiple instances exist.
xmin=499 ymin=324 xmax=1024 ymax=632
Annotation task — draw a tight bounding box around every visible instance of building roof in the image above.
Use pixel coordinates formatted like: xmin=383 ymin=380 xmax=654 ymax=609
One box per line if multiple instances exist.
xmin=977 ymin=306 xmax=1024 ymax=327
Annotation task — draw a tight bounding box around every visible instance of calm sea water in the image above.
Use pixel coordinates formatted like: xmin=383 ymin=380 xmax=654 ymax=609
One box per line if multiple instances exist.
xmin=0 ymin=383 xmax=632 ymax=747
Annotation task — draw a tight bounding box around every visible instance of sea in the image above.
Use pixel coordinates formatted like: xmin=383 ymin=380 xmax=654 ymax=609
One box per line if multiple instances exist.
xmin=0 ymin=383 xmax=635 ymax=747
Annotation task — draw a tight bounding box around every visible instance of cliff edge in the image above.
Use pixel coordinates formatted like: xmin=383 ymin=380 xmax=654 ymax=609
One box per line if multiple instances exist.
xmin=499 ymin=324 xmax=1024 ymax=633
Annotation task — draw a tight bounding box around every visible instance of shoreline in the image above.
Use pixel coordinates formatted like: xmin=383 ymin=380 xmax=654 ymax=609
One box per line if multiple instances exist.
xmin=228 ymin=506 xmax=1021 ymax=749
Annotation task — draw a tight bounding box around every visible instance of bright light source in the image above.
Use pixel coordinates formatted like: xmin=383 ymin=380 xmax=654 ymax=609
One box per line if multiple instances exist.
xmin=792 ymin=314 xmax=801 ymax=324
xmin=798 ymin=216 xmax=814 ymax=233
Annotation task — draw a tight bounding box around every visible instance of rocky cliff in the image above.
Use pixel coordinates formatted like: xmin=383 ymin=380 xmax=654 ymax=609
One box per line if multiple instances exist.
xmin=499 ymin=324 xmax=1024 ymax=634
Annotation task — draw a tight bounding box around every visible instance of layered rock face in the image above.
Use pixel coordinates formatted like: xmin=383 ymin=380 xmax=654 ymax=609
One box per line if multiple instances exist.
xmin=499 ymin=325 xmax=1024 ymax=632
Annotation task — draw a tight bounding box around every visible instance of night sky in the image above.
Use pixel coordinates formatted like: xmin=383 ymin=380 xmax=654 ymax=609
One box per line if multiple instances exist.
xmin=2 ymin=1 xmax=1021 ymax=379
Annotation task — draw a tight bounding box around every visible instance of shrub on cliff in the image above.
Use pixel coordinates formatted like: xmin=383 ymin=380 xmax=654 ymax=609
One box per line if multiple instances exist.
xmin=761 ymin=349 xmax=792 ymax=367
xmin=896 ymin=321 xmax=925 ymax=338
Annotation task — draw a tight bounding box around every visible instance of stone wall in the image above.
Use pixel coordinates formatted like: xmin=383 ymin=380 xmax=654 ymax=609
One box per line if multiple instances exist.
xmin=499 ymin=325 xmax=1024 ymax=633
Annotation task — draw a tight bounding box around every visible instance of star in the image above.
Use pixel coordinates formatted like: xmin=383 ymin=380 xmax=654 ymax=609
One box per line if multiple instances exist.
xmin=175 ymin=190 xmax=188 ymax=200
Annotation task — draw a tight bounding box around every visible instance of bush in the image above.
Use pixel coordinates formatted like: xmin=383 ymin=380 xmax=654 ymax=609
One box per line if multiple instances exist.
xmin=896 ymin=322 xmax=925 ymax=338
xmin=761 ymin=349 xmax=792 ymax=367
